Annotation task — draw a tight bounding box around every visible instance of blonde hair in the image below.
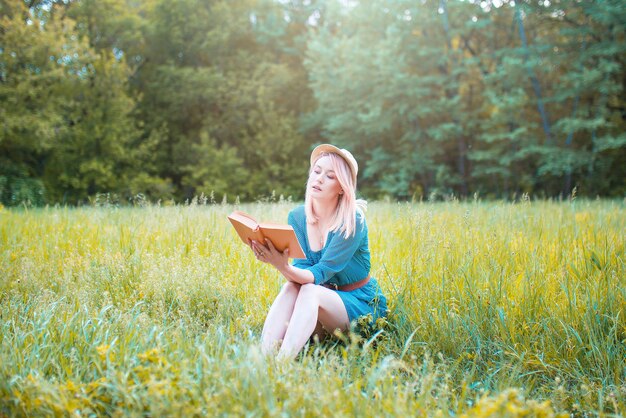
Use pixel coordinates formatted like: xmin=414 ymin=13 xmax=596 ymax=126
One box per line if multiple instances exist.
xmin=305 ymin=152 xmax=367 ymax=237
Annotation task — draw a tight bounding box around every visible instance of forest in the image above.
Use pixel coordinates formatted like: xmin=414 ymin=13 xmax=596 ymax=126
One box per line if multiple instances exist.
xmin=1 ymin=0 xmax=625 ymax=205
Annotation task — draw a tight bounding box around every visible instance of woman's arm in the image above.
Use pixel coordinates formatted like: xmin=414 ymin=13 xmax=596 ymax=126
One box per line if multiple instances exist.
xmin=250 ymin=239 xmax=314 ymax=284
xmin=277 ymin=263 xmax=315 ymax=285
xmin=304 ymin=216 xmax=366 ymax=285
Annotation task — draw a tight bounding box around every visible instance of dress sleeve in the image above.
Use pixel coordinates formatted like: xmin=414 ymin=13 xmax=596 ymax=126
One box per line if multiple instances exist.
xmin=307 ymin=217 xmax=365 ymax=285
xmin=288 ymin=209 xmax=313 ymax=269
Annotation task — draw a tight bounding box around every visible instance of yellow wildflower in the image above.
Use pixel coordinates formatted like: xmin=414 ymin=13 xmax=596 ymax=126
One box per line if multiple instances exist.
xmin=96 ymin=344 xmax=110 ymax=361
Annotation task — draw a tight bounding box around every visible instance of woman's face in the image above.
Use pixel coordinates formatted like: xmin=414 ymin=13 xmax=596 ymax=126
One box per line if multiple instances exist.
xmin=308 ymin=155 xmax=343 ymax=200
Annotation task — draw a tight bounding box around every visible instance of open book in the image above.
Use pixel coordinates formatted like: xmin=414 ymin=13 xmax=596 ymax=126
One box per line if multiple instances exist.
xmin=227 ymin=211 xmax=306 ymax=259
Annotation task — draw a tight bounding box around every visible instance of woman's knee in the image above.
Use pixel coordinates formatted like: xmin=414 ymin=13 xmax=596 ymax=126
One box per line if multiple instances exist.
xmin=280 ymin=281 xmax=301 ymax=295
xmin=297 ymin=283 xmax=319 ymax=301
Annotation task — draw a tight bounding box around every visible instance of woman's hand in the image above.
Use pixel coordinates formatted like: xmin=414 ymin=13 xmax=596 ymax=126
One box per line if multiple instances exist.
xmin=251 ymin=239 xmax=314 ymax=285
xmin=250 ymin=239 xmax=289 ymax=269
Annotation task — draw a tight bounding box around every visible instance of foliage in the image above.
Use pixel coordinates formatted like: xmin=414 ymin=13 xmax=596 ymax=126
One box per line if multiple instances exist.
xmin=1 ymin=0 xmax=625 ymax=205
xmin=0 ymin=201 xmax=624 ymax=416
xmin=130 ymin=0 xmax=314 ymax=202
xmin=306 ymin=0 xmax=626 ymax=198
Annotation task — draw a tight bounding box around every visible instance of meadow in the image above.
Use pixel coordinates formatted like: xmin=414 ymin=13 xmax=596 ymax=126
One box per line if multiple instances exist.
xmin=0 ymin=199 xmax=624 ymax=417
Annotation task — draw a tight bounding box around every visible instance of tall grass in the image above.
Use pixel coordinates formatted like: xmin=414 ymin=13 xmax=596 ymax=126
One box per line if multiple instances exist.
xmin=0 ymin=200 xmax=624 ymax=416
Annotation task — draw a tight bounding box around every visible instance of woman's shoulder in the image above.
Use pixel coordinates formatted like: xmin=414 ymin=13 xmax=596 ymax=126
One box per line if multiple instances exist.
xmin=356 ymin=208 xmax=366 ymax=227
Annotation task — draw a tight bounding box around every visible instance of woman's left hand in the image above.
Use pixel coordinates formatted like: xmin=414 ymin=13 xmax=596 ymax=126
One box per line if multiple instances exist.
xmin=251 ymin=239 xmax=289 ymax=269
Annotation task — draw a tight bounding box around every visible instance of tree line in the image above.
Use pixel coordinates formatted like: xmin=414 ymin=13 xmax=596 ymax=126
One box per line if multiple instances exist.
xmin=1 ymin=0 xmax=624 ymax=206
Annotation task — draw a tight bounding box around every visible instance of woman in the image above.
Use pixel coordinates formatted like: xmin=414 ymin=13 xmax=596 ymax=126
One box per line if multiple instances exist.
xmin=250 ymin=144 xmax=387 ymax=360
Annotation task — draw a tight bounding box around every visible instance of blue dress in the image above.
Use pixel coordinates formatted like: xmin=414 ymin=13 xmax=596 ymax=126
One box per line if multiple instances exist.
xmin=288 ymin=205 xmax=388 ymax=322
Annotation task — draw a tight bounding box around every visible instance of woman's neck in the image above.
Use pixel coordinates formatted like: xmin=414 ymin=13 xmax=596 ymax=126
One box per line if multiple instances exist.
xmin=311 ymin=197 xmax=338 ymax=224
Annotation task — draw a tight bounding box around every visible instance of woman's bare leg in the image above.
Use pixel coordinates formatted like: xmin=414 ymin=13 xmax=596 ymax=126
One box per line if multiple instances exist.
xmin=261 ymin=282 xmax=301 ymax=354
xmin=277 ymin=284 xmax=349 ymax=360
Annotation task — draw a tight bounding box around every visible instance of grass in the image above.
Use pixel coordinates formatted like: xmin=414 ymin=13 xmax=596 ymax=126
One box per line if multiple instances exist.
xmin=0 ymin=199 xmax=624 ymax=416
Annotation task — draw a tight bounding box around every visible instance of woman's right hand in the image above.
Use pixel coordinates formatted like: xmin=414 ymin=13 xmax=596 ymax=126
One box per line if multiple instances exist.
xmin=249 ymin=239 xmax=269 ymax=262
xmin=261 ymin=238 xmax=289 ymax=270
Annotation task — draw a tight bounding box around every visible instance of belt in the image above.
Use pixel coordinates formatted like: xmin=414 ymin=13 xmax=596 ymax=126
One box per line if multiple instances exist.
xmin=322 ymin=275 xmax=370 ymax=292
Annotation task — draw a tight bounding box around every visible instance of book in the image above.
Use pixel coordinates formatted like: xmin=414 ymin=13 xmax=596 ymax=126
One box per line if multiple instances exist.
xmin=227 ymin=211 xmax=306 ymax=259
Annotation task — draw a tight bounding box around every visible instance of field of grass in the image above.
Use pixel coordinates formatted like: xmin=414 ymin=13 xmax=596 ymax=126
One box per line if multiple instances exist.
xmin=0 ymin=199 xmax=624 ymax=417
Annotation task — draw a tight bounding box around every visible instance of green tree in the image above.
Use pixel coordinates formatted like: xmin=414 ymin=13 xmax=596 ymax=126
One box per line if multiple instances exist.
xmin=2 ymin=0 xmax=623 ymax=204
xmin=0 ymin=0 xmax=84 ymax=205
xmin=134 ymin=0 xmax=312 ymax=202
xmin=528 ymin=0 xmax=626 ymax=195
xmin=306 ymin=0 xmax=480 ymax=198
xmin=63 ymin=0 xmax=172 ymax=202
xmin=1 ymin=0 xmax=158 ymax=205
xmin=42 ymin=49 xmax=143 ymax=203
xmin=306 ymin=0 xmax=625 ymax=198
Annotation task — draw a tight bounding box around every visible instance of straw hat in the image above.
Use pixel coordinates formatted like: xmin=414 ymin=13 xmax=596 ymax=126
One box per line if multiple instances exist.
xmin=310 ymin=144 xmax=358 ymax=185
